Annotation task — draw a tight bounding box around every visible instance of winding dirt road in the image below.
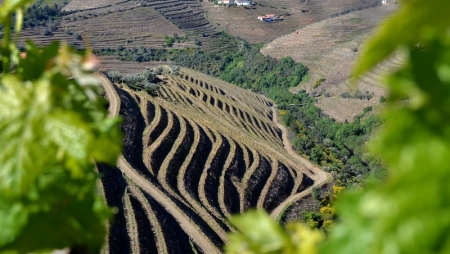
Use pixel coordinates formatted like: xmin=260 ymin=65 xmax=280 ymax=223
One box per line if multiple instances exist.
xmin=269 ymin=106 xmax=331 ymax=219
xmin=99 ymin=75 xmax=221 ymax=254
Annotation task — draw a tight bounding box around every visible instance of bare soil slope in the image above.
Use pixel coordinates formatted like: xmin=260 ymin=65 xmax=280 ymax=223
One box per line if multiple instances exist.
xmin=261 ymin=3 xmax=400 ymax=121
xmin=202 ymin=0 xmax=380 ymax=44
xmin=99 ymin=68 xmax=330 ymax=253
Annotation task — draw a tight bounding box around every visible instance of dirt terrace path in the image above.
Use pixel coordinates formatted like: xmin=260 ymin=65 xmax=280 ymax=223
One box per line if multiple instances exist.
xmin=98 ymin=74 xmax=120 ymax=117
xmin=99 ymin=75 xmax=221 ymax=254
xmin=270 ymin=106 xmax=331 ymax=219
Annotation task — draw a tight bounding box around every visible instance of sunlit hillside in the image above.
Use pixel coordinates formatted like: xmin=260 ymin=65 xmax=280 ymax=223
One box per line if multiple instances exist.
xmin=99 ymin=68 xmax=329 ymax=253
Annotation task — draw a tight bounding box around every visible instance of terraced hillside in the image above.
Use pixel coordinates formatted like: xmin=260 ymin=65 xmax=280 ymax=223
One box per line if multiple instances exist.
xmin=62 ymin=0 xmax=126 ymax=11
xmin=20 ymin=1 xmax=189 ymax=50
xmin=97 ymin=56 xmax=165 ymax=75
xmin=19 ymin=0 xmax=382 ymax=52
xmin=141 ymin=0 xmax=236 ymax=52
xmin=99 ymin=68 xmax=329 ymax=253
xmin=261 ymin=3 xmax=401 ymax=121
xmin=60 ymin=0 xmax=223 ymax=50
xmin=202 ymin=0 xmax=381 ymax=44
xmin=19 ymin=0 xmax=235 ymax=70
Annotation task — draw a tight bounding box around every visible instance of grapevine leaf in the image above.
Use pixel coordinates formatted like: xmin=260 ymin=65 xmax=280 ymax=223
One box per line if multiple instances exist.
xmin=353 ymin=0 xmax=450 ymax=77
xmin=0 ymin=44 xmax=122 ymax=252
xmin=227 ymin=210 xmax=289 ymax=253
xmin=18 ymin=41 xmax=60 ymax=81
xmin=0 ymin=0 xmax=33 ymax=21
xmin=0 ymin=201 xmax=28 ymax=247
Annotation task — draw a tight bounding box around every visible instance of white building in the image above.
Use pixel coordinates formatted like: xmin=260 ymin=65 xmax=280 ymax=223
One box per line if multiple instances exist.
xmin=235 ymin=0 xmax=251 ymax=6
xmin=217 ymin=0 xmax=230 ymax=4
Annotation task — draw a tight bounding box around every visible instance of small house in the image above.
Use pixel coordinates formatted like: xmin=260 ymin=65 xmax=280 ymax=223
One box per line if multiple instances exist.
xmin=217 ymin=0 xmax=230 ymax=4
xmin=257 ymin=14 xmax=275 ymax=22
xmin=235 ymin=0 xmax=251 ymax=6
xmin=257 ymin=14 xmax=283 ymax=22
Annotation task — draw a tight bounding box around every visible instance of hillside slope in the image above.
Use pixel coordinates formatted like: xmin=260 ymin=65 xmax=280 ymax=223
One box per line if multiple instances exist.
xmin=99 ymin=68 xmax=329 ymax=253
xmin=202 ymin=0 xmax=381 ymax=44
xmin=20 ymin=1 xmax=189 ymax=50
xmin=261 ymin=3 xmax=401 ymax=121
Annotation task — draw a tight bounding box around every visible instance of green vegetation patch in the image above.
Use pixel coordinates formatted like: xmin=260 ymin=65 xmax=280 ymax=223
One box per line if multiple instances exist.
xmin=21 ymin=0 xmax=69 ymax=29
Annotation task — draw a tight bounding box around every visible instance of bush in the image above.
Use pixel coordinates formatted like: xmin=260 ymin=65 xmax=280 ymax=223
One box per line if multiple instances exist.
xmin=74 ymin=32 xmax=82 ymax=40
xmin=165 ymin=36 xmax=175 ymax=47
xmin=313 ymin=78 xmax=326 ymax=88
xmin=121 ymin=69 xmax=161 ymax=95
xmin=340 ymin=90 xmax=374 ymax=100
xmin=107 ymin=71 xmax=123 ymax=83
xmin=312 ymin=186 xmax=321 ymax=201
xmin=41 ymin=27 xmax=53 ymax=36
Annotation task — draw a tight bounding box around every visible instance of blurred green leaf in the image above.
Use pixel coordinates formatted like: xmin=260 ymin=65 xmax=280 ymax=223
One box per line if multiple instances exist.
xmin=321 ymin=1 xmax=450 ymax=254
xmin=0 ymin=23 xmax=122 ymax=253
xmin=0 ymin=0 xmax=33 ymax=21
xmin=226 ymin=210 xmax=323 ymax=254
xmin=353 ymin=0 xmax=450 ymax=77
xmin=228 ymin=210 xmax=289 ymax=253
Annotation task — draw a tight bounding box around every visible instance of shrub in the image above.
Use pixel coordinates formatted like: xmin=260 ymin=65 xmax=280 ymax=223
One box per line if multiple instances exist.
xmin=107 ymin=71 xmax=123 ymax=83
xmin=312 ymin=186 xmax=321 ymax=201
xmin=313 ymin=78 xmax=326 ymax=88
xmin=165 ymin=36 xmax=175 ymax=47
xmin=41 ymin=27 xmax=53 ymax=36
xmin=340 ymin=90 xmax=374 ymax=100
xmin=74 ymin=32 xmax=82 ymax=40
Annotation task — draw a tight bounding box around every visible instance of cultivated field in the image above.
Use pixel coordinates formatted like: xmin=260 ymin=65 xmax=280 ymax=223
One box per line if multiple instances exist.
xmin=62 ymin=0 xmax=128 ymax=11
xmin=97 ymin=56 xmax=165 ymax=75
xmin=20 ymin=3 xmax=188 ymax=49
xmin=141 ymin=0 xmax=235 ymax=51
xmin=261 ymin=3 xmax=400 ymax=121
xmin=19 ymin=0 xmax=236 ymax=71
xmin=99 ymin=68 xmax=329 ymax=253
xmin=202 ymin=0 xmax=380 ymax=43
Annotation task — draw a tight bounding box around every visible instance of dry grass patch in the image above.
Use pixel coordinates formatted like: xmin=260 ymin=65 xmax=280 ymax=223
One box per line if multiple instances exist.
xmin=262 ymin=4 xmax=398 ymax=121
